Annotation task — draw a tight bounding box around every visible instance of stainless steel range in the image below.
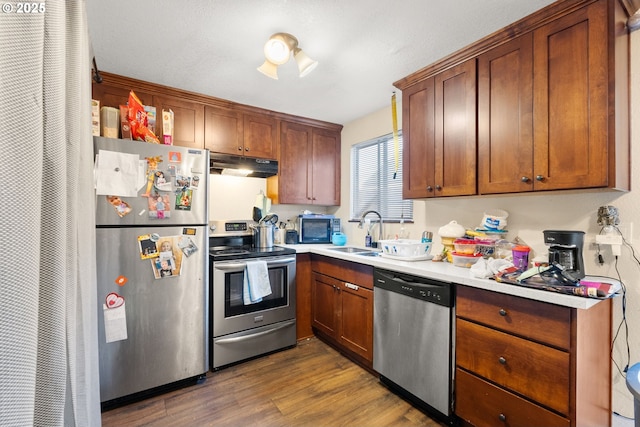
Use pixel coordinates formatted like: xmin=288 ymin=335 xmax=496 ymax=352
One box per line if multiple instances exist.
xmin=209 ymin=219 xmax=297 ymax=370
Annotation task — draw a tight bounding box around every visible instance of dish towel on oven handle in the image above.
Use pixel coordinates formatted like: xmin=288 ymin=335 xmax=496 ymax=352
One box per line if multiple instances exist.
xmin=243 ymin=260 xmax=272 ymax=304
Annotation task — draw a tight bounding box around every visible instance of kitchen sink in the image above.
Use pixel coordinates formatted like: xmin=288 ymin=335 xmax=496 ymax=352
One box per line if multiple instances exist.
xmin=328 ymin=246 xmax=379 ymax=255
xmin=356 ymin=251 xmax=381 ymax=257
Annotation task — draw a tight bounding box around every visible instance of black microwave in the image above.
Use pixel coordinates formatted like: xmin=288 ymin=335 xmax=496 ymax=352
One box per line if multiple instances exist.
xmin=298 ymin=214 xmax=341 ymax=244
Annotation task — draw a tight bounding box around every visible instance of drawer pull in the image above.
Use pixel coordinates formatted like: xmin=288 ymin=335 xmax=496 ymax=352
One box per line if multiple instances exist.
xmin=345 ymin=282 xmax=359 ymax=291
xmin=498 ymin=308 xmax=507 ymax=316
xmin=498 ymin=413 xmax=506 ymax=422
xmin=499 ymin=356 xmax=507 ymax=365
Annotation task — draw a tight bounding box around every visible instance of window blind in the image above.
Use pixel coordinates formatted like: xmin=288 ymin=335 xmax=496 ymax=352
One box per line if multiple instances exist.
xmin=351 ymin=132 xmax=413 ymax=222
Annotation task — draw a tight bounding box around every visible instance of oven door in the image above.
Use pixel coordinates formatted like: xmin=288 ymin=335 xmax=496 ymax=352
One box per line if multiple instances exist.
xmin=212 ymin=255 xmax=296 ymax=337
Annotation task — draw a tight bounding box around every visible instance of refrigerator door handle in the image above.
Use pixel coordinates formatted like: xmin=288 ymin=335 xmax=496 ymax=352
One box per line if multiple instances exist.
xmin=215 ymin=320 xmax=295 ymax=344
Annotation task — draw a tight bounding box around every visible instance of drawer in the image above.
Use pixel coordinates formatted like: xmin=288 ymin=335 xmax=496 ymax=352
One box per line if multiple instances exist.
xmin=456 ymin=285 xmax=571 ymax=349
xmin=456 ymin=319 xmax=570 ymax=414
xmin=311 ymin=255 xmax=374 ymax=289
xmin=455 ymin=368 xmax=570 ymax=427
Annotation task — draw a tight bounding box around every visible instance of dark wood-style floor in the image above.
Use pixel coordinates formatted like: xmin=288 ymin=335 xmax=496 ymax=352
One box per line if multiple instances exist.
xmin=101 ymin=337 xmax=447 ymax=427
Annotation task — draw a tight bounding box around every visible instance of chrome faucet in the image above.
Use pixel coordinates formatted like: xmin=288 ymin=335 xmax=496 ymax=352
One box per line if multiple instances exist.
xmin=358 ymin=210 xmax=384 ymax=247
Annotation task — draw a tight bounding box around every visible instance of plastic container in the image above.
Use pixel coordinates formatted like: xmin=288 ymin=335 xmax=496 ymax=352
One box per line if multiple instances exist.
xmin=512 ymin=245 xmax=531 ymax=270
xmin=481 ymin=209 xmax=509 ymax=230
xmin=451 ymin=252 xmax=483 ymax=268
xmin=474 ymin=237 xmax=497 ymax=258
xmin=453 ymin=238 xmax=476 ymax=255
xmin=378 ymin=239 xmax=432 ymax=258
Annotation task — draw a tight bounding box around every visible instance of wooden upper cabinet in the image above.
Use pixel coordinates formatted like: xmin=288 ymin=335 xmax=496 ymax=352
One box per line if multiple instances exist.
xmin=532 ymin=0 xmax=610 ymax=191
xmin=276 ymin=121 xmax=311 ymax=204
xmin=204 ymin=107 xmax=277 ymax=159
xmin=270 ymin=121 xmax=341 ymax=206
xmin=311 ymin=128 xmax=340 ymax=205
xmin=396 ymin=0 xmax=629 ymax=197
xmin=402 ymin=77 xmax=436 ymax=199
xmin=92 ymin=82 xmax=153 ymax=110
xmin=204 ymin=106 xmax=244 ymax=156
xmin=401 ymin=58 xmax=476 ymax=199
xmin=434 ymin=58 xmax=477 ymax=197
xmin=478 ymin=33 xmax=534 ymax=194
xmin=243 ymin=113 xmax=277 ymax=159
xmin=152 ymin=95 xmax=204 ymax=149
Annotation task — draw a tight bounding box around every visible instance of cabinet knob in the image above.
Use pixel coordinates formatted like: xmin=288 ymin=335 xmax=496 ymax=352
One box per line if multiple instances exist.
xmin=499 ymin=308 xmax=507 ymax=316
xmin=237 ymin=146 xmax=242 ymax=151
xmin=535 ymin=175 xmax=544 ymax=181
xmin=245 ymin=147 xmax=249 ymax=151
xmin=499 ymin=356 xmax=507 ymax=365
xmin=435 ymin=185 xmax=442 ymax=191
xmin=498 ymin=413 xmax=507 ymax=422
xmin=426 ymin=186 xmax=433 ymax=192
xmin=521 ymin=176 xmax=530 ymax=182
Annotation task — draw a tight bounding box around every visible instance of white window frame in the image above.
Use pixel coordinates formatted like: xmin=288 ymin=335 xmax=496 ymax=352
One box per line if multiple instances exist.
xmin=350 ymin=131 xmax=412 ymax=222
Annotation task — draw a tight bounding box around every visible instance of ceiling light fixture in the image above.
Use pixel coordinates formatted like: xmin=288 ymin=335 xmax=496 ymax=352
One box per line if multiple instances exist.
xmin=628 ymin=7 xmax=640 ymax=32
xmin=257 ymin=32 xmax=318 ymax=80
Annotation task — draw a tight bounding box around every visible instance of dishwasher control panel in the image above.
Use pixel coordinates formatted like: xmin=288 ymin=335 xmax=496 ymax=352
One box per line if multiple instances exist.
xmin=374 ymin=268 xmax=453 ymax=307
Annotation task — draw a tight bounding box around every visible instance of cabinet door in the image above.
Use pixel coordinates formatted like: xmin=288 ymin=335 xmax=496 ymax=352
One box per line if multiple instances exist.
xmin=311 ymin=128 xmax=340 ymax=205
xmin=92 ymin=82 xmax=154 ymax=109
xmin=532 ymin=1 xmax=608 ymax=190
xmin=311 ymin=272 xmax=338 ymax=338
xmin=478 ymin=34 xmax=534 ymax=194
xmin=204 ymin=106 xmax=244 ymax=155
xmin=243 ymin=113 xmax=277 ymax=159
xmin=278 ymin=121 xmax=312 ymax=204
xmin=153 ymin=95 xmax=204 ymax=149
xmin=435 ymin=58 xmax=477 ymax=196
xmin=337 ymin=282 xmax=373 ymax=363
xmin=402 ymin=77 xmax=436 ymax=199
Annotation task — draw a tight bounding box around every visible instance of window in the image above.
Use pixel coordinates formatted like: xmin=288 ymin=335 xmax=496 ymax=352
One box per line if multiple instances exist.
xmin=350 ymin=132 xmax=412 ymax=222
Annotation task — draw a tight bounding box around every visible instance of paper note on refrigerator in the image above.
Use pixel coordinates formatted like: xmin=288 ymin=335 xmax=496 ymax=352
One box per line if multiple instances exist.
xmin=103 ymin=302 xmax=128 ymax=343
xmin=95 ymin=150 xmax=144 ymax=197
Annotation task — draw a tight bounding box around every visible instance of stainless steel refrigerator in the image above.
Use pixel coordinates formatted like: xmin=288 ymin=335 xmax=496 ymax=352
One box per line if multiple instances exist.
xmin=94 ymin=136 xmax=209 ymax=405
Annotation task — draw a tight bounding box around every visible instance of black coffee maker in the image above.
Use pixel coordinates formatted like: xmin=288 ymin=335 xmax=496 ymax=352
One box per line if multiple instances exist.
xmin=543 ymin=230 xmax=586 ymax=279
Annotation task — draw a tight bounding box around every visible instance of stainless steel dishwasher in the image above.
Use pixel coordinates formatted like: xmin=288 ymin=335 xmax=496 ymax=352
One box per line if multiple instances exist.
xmin=373 ymin=268 xmax=454 ymax=424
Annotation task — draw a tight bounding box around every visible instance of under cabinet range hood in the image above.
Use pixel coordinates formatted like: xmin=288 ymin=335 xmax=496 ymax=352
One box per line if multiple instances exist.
xmin=209 ymin=153 xmax=278 ymax=178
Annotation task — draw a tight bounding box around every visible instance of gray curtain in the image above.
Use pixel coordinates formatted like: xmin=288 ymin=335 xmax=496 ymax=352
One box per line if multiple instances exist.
xmin=0 ymin=1 xmax=101 ymax=426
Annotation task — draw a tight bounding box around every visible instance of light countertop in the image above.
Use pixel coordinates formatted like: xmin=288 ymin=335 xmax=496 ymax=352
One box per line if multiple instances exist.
xmin=281 ymin=243 xmax=613 ymax=310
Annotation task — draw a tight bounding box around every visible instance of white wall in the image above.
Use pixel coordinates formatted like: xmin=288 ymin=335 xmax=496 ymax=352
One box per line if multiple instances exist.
xmin=337 ymin=30 xmax=640 ymax=418
xmin=208 ymin=174 xmax=327 ymax=227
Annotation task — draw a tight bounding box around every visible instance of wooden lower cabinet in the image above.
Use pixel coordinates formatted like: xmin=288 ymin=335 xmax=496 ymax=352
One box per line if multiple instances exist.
xmin=310 ymin=255 xmax=373 ymax=370
xmin=295 ymin=253 xmax=313 ymax=340
xmin=455 ymin=286 xmax=612 ymax=427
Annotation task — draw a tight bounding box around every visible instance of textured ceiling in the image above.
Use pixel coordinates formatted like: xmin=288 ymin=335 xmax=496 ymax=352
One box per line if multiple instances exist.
xmin=86 ymin=0 xmax=557 ymax=125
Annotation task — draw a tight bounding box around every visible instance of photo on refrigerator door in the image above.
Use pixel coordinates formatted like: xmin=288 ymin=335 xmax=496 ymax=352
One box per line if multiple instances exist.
xmin=148 ymin=191 xmax=171 ymax=219
xmin=175 ymin=188 xmax=192 ymax=211
xmin=150 ymin=236 xmax=183 ymax=279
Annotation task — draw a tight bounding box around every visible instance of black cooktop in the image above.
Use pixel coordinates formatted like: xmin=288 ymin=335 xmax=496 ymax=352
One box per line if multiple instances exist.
xmin=209 ymin=245 xmax=296 ymax=261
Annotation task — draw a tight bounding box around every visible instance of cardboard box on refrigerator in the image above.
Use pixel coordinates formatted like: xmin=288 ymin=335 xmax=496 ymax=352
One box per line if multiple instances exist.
xmin=91 ymin=99 xmax=100 ymax=136
xmin=100 ymin=106 xmax=119 ymax=138
xmin=162 ymin=109 xmax=174 ymax=145
xmin=119 ymin=105 xmax=131 ymax=139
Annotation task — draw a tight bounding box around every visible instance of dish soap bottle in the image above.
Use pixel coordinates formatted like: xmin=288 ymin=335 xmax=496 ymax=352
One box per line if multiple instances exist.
xmin=365 ymin=230 xmax=372 ymax=247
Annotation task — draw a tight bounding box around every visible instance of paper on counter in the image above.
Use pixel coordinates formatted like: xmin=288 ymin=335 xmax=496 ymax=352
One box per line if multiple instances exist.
xmin=95 ymin=150 xmax=145 ymax=197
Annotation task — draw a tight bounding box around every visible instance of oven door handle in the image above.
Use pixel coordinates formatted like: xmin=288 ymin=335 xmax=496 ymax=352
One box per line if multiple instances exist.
xmin=214 ymin=257 xmax=296 ymax=271
xmin=215 ymin=320 xmax=296 ymax=344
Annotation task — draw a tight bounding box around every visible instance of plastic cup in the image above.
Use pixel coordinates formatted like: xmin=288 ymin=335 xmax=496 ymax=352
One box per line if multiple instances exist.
xmin=512 ymin=245 xmax=531 ymax=270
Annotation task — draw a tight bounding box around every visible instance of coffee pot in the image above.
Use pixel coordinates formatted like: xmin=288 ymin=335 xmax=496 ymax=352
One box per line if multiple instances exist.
xmin=543 ymin=230 xmax=585 ymax=279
